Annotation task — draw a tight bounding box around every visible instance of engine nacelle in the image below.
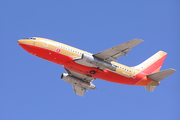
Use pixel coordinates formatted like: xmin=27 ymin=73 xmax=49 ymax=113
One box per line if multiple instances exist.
xmin=81 ymin=53 xmax=116 ymax=71
xmin=61 ymin=73 xmax=96 ymax=90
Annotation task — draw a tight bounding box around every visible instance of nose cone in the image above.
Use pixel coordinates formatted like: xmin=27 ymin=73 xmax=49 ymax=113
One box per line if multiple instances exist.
xmin=18 ymin=39 xmax=35 ymax=53
xmin=17 ymin=39 xmax=34 ymax=45
xmin=18 ymin=39 xmax=26 ymax=44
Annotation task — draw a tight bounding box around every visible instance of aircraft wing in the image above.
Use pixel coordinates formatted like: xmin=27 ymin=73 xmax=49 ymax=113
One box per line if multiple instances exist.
xmin=72 ymin=85 xmax=86 ymax=96
xmin=64 ymin=68 xmax=95 ymax=96
xmin=93 ymin=39 xmax=143 ymax=62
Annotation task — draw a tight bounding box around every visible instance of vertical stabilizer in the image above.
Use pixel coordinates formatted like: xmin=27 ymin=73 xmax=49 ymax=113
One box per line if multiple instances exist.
xmin=134 ymin=51 xmax=167 ymax=74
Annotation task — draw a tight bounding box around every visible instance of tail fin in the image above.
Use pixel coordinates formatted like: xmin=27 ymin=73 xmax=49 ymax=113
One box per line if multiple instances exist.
xmin=145 ymin=69 xmax=177 ymax=92
xmin=134 ymin=51 xmax=167 ymax=74
xmin=134 ymin=51 xmax=176 ymax=92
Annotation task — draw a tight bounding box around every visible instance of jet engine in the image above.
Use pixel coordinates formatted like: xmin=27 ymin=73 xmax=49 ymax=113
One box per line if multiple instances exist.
xmin=81 ymin=53 xmax=116 ymax=71
xmin=61 ymin=73 xmax=96 ymax=90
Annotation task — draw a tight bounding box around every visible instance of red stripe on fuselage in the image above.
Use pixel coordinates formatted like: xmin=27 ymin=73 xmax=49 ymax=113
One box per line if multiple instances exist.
xmin=19 ymin=43 xmax=152 ymax=85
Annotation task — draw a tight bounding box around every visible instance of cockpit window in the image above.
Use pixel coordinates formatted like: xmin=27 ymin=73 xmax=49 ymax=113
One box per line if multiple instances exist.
xmin=29 ymin=37 xmax=36 ymax=40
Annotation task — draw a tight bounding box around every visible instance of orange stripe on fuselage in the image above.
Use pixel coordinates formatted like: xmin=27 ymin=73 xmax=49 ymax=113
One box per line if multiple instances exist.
xmin=135 ymin=76 xmax=153 ymax=86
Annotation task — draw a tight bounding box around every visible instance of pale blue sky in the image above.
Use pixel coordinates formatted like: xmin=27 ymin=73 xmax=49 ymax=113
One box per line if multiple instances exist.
xmin=1 ymin=1 xmax=179 ymax=120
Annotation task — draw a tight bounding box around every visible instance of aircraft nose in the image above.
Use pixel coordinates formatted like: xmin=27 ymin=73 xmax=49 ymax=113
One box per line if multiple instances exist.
xmin=18 ymin=39 xmax=35 ymax=48
xmin=17 ymin=39 xmax=30 ymax=44
xmin=18 ymin=39 xmax=24 ymax=44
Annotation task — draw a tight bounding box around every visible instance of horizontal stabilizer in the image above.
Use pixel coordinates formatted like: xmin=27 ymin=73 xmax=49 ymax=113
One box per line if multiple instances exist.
xmin=145 ymin=69 xmax=176 ymax=92
xmin=145 ymin=86 xmax=156 ymax=92
xmin=147 ymin=69 xmax=177 ymax=82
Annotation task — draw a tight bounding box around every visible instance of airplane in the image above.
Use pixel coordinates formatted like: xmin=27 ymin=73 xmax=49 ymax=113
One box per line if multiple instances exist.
xmin=18 ymin=37 xmax=176 ymax=96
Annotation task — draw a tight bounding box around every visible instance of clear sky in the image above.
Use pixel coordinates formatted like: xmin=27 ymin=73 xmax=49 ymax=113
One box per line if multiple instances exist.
xmin=1 ymin=1 xmax=179 ymax=120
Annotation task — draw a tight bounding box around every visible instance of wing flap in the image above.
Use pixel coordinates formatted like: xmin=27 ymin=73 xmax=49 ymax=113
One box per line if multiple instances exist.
xmin=73 ymin=85 xmax=86 ymax=96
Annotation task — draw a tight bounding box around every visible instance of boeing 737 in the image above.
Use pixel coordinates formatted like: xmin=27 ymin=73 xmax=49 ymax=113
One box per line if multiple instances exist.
xmin=18 ymin=37 xmax=176 ymax=96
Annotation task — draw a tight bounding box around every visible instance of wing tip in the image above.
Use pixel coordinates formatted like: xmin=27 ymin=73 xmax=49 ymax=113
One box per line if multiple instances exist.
xmin=169 ymin=68 xmax=177 ymax=72
xmin=133 ymin=38 xmax=144 ymax=43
